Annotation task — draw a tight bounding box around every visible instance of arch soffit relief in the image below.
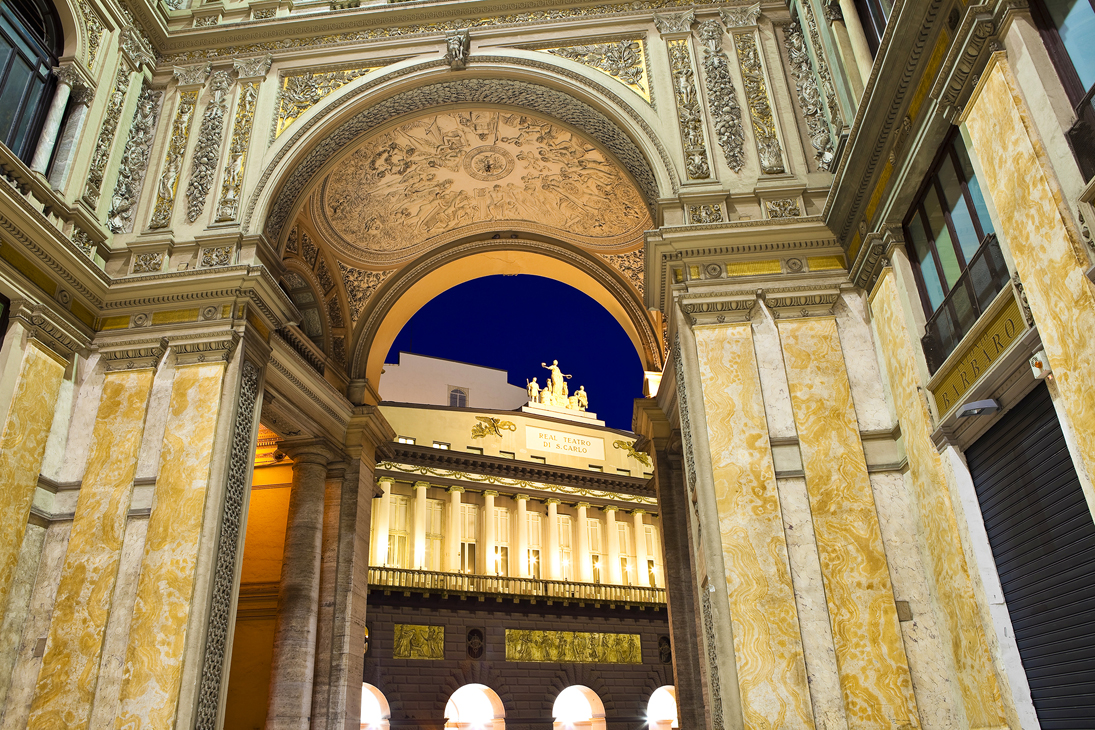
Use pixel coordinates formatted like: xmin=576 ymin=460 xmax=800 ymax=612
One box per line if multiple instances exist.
xmin=351 ymin=238 xmax=663 ymax=389
xmin=245 ymin=56 xmax=680 ymax=243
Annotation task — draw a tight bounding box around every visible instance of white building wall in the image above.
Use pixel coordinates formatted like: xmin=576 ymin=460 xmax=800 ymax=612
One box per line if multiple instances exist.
xmin=379 ymin=353 xmax=529 ymax=410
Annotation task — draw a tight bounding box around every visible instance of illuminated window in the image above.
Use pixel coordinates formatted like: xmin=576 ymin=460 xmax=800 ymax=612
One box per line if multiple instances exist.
xmin=388 ymin=496 xmax=410 ymax=568
xmin=444 ymin=684 xmax=506 ymax=730
xmin=434 ymin=441 xmax=450 ymax=450
xmin=527 ymin=511 xmax=542 ymax=579
xmin=587 ymin=519 xmax=603 ymax=584
xmin=396 ymin=436 xmax=415 ymax=445
xmin=552 ymin=686 xmax=606 ymax=730
xmin=617 ymin=522 xmax=634 ymax=585
xmin=425 ymin=499 xmax=445 ymax=571
xmin=361 ymin=683 xmax=391 ymax=730
xmin=646 ymin=686 xmax=678 ymax=730
xmin=460 ymin=503 xmax=478 ymax=573
xmin=531 ymin=455 xmax=546 ymax=464
xmin=493 ymin=507 xmax=510 ymax=576
xmin=559 ymin=515 xmax=573 ymax=581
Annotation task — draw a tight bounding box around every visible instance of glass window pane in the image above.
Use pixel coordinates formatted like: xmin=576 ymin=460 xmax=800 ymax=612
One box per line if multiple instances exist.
xmin=951 ymin=283 xmax=978 ymax=338
xmin=938 ymin=154 xmax=981 ymax=260
xmin=924 ymin=189 xmax=962 ymax=287
xmin=10 ymin=75 xmax=42 ymax=155
xmin=953 ymin=139 xmax=996 ymax=237
xmin=1047 ymin=0 xmax=1095 ymax=90
xmin=908 ymin=214 xmax=945 ymax=309
xmin=0 ymin=55 xmax=31 ymax=139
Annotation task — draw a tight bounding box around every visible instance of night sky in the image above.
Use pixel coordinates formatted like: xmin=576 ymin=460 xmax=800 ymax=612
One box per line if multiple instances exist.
xmin=384 ymin=275 xmax=645 ymax=431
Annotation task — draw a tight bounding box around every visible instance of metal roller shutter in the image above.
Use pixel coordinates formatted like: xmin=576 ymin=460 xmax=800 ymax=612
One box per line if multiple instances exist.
xmin=966 ymin=383 xmax=1095 ymax=729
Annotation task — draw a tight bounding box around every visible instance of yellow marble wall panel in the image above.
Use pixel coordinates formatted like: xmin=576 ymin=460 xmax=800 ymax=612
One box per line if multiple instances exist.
xmin=114 ymin=363 xmax=226 ymax=730
xmin=694 ymin=324 xmax=815 ymax=730
xmin=963 ymin=56 xmax=1095 ymax=488
xmin=869 ymin=270 xmax=1007 ymax=729
xmin=0 ymin=343 xmax=64 ymax=619
xmin=779 ymin=317 xmax=920 ymax=730
xmin=27 ymin=369 xmax=154 ymax=730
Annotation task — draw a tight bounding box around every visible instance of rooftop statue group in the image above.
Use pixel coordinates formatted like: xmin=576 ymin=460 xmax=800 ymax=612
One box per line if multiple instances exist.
xmin=527 ymin=360 xmax=589 ymax=412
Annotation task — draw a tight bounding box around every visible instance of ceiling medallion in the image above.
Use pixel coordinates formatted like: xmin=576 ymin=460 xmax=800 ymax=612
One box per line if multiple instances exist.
xmin=463 ymin=145 xmax=515 ymax=181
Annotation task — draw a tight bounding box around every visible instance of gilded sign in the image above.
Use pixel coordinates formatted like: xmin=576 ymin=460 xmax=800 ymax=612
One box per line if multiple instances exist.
xmin=505 ymin=629 xmax=641 ymax=664
xmin=393 ymin=624 xmax=444 ymax=660
xmin=931 ymin=295 xmax=1025 ymax=413
xmin=526 ymin=427 xmax=605 ymax=459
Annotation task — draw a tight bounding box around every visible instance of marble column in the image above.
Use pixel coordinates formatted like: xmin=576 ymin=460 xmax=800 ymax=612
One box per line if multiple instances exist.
xmin=372 ymin=477 xmax=392 ymax=566
xmin=446 ymin=487 xmax=463 ymax=572
xmin=837 ymin=0 xmax=875 ymax=83
xmin=576 ymin=502 xmax=592 ymax=583
xmin=546 ymin=499 xmax=561 ymax=580
xmin=412 ymin=481 xmax=428 ymax=570
xmin=605 ymin=506 xmax=622 ymax=584
xmin=483 ymin=490 xmax=497 ymax=575
xmin=30 ymin=66 xmax=80 ymax=174
xmin=632 ymin=509 xmax=649 ymax=587
xmin=515 ymin=494 xmax=529 ymax=578
xmin=266 ymin=443 xmax=333 ymax=730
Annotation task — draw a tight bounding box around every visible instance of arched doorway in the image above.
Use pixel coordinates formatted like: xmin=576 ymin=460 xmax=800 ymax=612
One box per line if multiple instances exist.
xmin=360 ymin=683 xmax=391 ymax=730
xmin=646 ymin=686 xmax=678 ymax=730
xmin=444 ymin=684 xmax=506 ymax=730
xmin=552 ymin=686 xmax=606 ymax=730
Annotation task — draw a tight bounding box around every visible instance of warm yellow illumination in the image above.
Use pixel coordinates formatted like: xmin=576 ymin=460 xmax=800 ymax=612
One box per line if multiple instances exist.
xmin=361 ymin=684 xmax=390 ymax=730
xmin=444 ymin=684 xmax=505 ymax=730
xmin=646 ymin=686 xmax=678 ymax=730
xmin=552 ymin=686 xmax=606 ymax=730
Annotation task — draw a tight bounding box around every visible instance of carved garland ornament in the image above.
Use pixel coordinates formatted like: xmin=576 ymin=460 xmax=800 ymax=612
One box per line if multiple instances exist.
xmin=194 ymin=361 xmax=260 ymax=730
xmin=797 ymin=0 xmax=844 ymax=131
xmin=766 ymin=198 xmax=801 ymax=218
xmin=84 ymin=68 xmax=131 ymax=206
xmin=783 ymin=20 xmax=835 ymax=171
xmin=730 ymin=29 xmax=785 ymax=174
xmin=78 ymin=0 xmax=105 ymax=69
xmin=149 ymin=89 xmax=200 ymax=229
xmin=666 ymin=37 xmax=711 ymax=180
xmin=186 ymin=70 xmax=235 ymax=223
xmin=545 ymin=40 xmax=650 ymax=102
xmin=696 ymin=19 xmax=745 ymax=172
xmin=216 ymin=81 xmax=259 ymax=222
xmin=109 ymin=85 xmax=163 ymax=233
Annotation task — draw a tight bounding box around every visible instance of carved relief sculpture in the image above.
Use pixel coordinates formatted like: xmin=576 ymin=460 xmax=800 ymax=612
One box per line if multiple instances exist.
xmin=471 ymin=416 xmax=517 ymax=439
xmin=797 ymin=0 xmax=844 ymax=131
xmin=766 ymin=198 xmax=802 ymax=218
xmin=653 ymin=9 xmax=695 ymax=34
xmin=338 ymin=262 xmax=391 ymax=321
xmin=186 ymin=70 xmax=235 ymax=223
xmin=614 ymin=439 xmax=652 ymax=467
xmin=84 ymin=68 xmax=131 ymax=206
xmin=132 ymin=252 xmax=164 ymax=274
xmin=730 ymin=29 xmax=785 ymax=174
xmin=783 ymin=20 xmax=836 ymax=171
xmin=445 ymin=29 xmax=470 ymax=70
xmin=78 ymin=0 xmax=104 ymax=69
xmin=665 ymin=38 xmax=711 ymax=180
xmin=149 ymin=68 xmax=205 ymax=229
xmin=695 ymin=19 xmax=745 ymax=172
xmin=689 ymin=204 xmax=724 ymax=223
xmin=505 ymin=630 xmax=642 ymax=664
xmin=275 ymin=64 xmax=382 ymax=138
xmin=216 ymin=80 xmax=259 ymax=222
xmin=393 ymin=625 xmax=445 ymax=659
xmin=602 ymin=248 xmax=644 ymax=296
xmin=545 ymin=40 xmax=650 ymax=102
xmin=109 ymin=85 xmax=163 ymax=233
xmin=120 ymin=26 xmax=155 ymax=67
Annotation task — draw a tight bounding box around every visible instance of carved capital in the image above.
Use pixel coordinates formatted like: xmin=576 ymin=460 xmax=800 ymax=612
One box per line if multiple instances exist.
xmin=174 ymin=62 xmax=211 ymax=88
xmin=169 ymin=330 xmax=240 ymax=366
xmin=96 ymin=337 xmax=168 ymax=371
xmin=720 ymin=3 xmax=761 ymax=28
xmin=233 ymin=54 xmax=272 ymax=80
xmin=7 ymin=300 xmax=88 ymax=360
xmin=120 ymin=26 xmax=156 ymax=67
xmin=53 ymin=64 xmax=83 ymax=88
xmin=484 ymin=489 xmax=500 ymax=497
xmin=653 ymin=9 xmax=694 ymax=34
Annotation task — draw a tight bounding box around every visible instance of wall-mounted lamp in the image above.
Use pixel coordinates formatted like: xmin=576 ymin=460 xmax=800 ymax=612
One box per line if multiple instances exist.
xmin=957 ymin=399 xmax=1000 ymax=418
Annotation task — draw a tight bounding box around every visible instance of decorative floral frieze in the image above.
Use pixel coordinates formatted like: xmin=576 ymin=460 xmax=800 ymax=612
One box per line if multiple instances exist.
xmin=338 ymin=261 xmax=391 ymax=321
xmin=200 ymin=246 xmax=233 ymax=267
xmin=186 ymin=70 xmax=235 ymax=223
xmin=252 ymin=8 xmax=276 ymax=20
xmin=132 ymin=252 xmax=164 ymax=274
xmin=689 ymin=203 xmax=724 ymax=223
xmin=109 ymin=85 xmax=163 ymax=233
xmin=193 ymin=15 xmax=219 ymax=28
xmin=665 ymin=36 xmax=711 ymax=180
xmin=696 ymin=19 xmax=744 ymax=172
xmin=730 ymin=30 xmax=785 ymax=174
xmin=765 ymin=198 xmax=801 ymax=218
xmin=544 ymin=40 xmax=650 ymax=101
xmin=149 ymin=89 xmax=200 ymax=229
xmin=275 ymin=64 xmax=384 ymax=138
xmin=84 ymin=68 xmax=131 ymax=207
xmin=783 ymin=21 xmax=835 ymax=171
xmin=603 ymin=249 xmax=644 ymax=297
xmin=78 ymin=0 xmax=104 ymax=69
xmin=216 ymin=81 xmax=259 ymax=222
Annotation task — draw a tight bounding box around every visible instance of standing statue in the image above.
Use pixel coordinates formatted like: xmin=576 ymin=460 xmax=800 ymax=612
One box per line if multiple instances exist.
xmin=541 ymin=359 xmax=572 ymax=402
xmin=576 ymin=386 xmax=588 ymax=412
xmin=526 ymin=377 xmax=540 ymax=403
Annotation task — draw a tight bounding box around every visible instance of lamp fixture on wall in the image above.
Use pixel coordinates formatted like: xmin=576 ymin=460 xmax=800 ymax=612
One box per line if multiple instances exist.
xmin=957 ymin=399 xmax=1000 ymax=418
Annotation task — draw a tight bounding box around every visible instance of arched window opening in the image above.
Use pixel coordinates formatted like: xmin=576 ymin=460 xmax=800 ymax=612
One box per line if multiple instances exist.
xmin=360 ymin=683 xmax=390 ymax=730
xmin=280 ymin=271 xmax=325 ymax=348
xmin=552 ymin=685 xmax=606 ymax=730
xmin=646 ymin=686 xmax=678 ymax=730
xmin=449 ymin=387 xmax=468 ymax=408
xmin=0 ymin=0 xmax=61 ymax=162
xmin=444 ymin=683 xmax=505 ymax=730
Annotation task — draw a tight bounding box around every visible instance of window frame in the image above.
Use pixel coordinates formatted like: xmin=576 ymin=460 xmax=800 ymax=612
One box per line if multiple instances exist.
xmin=1030 ymin=0 xmax=1095 ymax=109
xmin=0 ymin=0 xmax=61 ymax=163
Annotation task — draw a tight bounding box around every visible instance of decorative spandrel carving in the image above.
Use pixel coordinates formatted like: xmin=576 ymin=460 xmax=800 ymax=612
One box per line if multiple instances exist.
xmin=603 ymin=248 xmax=644 ymax=296
xmin=719 ymin=2 xmax=760 ymax=28
xmin=689 ymin=203 xmax=724 ymax=223
xmin=216 ymin=81 xmax=259 ymax=222
xmin=186 ymin=70 xmax=235 ymax=223
xmin=338 ymin=262 xmax=391 ymax=322
xmin=798 ymin=0 xmax=843 ymax=130
xmin=326 ymin=298 xmax=344 ymax=328
xmin=78 ymin=0 xmax=104 ymax=69
xmin=314 ymin=109 xmax=649 ymax=266
xmin=653 ymin=9 xmax=694 ymax=34
xmin=109 ymin=85 xmax=163 ymax=233
xmin=84 ymin=68 xmax=131 ymax=206
xmin=665 ymin=39 xmax=711 ymax=180
xmin=393 ymin=624 xmax=444 ymax=660
xmin=275 ymin=64 xmax=385 ymax=138
xmin=149 ymin=89 xmax=199 ymax=229
xmin=300 ymin=231 xmax=318 ymax=267
xmin=730 ymin=30 xmax=785 ymax=174
xmin=285 ymin=225 xmax=299 ymax=254
xmin=505 ymin=629 xmax=642 ymax=664
xmin=783 ymin=21 xmax=835 ymax=171
xmin=696 ymin=19 xmax=745 ymax=172
xmin=316 ymin=259 xmax=334 ymax=293
xmin=544 ymin=39 xmax=650 ymax=102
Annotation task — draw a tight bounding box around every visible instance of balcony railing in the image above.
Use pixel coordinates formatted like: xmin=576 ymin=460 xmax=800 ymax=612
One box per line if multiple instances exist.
xmin=368 ymin=566 xmax=666 ymax=606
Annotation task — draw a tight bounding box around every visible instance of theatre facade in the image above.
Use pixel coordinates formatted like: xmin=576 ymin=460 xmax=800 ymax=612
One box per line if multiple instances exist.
xmin=0 ymin=0 xmax=1093 ymax=728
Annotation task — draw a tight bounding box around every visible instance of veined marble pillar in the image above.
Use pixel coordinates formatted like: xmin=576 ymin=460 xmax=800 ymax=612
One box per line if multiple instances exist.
xmin=483 ymin=490 xmax=497 ymax=575
xmin=30 ymin=66 xmax=80 ymax=174
xmin=605 ymin=506 xmax=622 ymax=584
xmin=446 ymin=487 xmax=462 ymax=572
xmin=515 ymin=495 xmax=529 ymax=578
xmin=546 ymin=499 xmax=560 ymax=581
xmin=28 ymin=357 xmax=159 ymax=730
xmin=413 ymin=481 xmax=428 ymax=570
xmin=836 ymin=0 xmax=875 ymax=84
xmin=632 ymin=510 xmax=649 ymax=587
xmin=373 ymin=477 xmax=392 ymax=566
xmin=266 ymin=444 xmax=333 ymax=730
xmin=576 ymin=503 xmax=592 ymax=583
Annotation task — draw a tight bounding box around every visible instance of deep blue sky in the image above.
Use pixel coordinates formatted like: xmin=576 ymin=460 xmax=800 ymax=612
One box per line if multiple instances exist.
xmin=385 ymin=275 xmax=644 ymax=430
